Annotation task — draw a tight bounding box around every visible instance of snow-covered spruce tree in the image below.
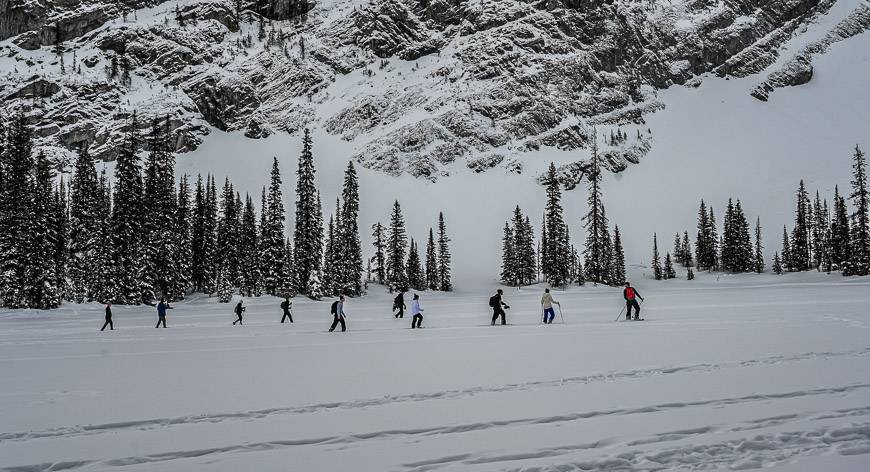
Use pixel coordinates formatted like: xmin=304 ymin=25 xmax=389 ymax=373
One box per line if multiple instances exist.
xmin=582 ymin=138 xmax=611 ymax=285
xmin=664 ymin=252 xmax=676 ymax=279
xmin=262 ymin=157 xmax=287 ymax=295
xmin=23 ymin=152 xmax=61 ymax=309
xmin=238 ymin=194 xmax=261 ymax=297
xmin=323 ymin=210 xmax=340 ymax=295
xmin=611 ymin=225 xmax=626 ymax=285
xmin=425 ymin=228 xmax=438 ymax=290
xmin=501 ymin=221 xmax=516 ymax=286
xmin=386 ymin=200 xmax=408 ymax=292
xmin=517 ymin=214 xmax=537 ymax=285
xmin=780 ymin=225 xmax=792 ymax=272
xmin=217 ymin=266 xmax=233 ymax=303
xmin=370 ymin=222 xmax=387 ymax=285
xmin=812 ymin=191 xmax=826 ymax=270
xmin=110 ymin=113 xmax=144 ymax=304
xmin=294 ymin=130 xmax=322 ymax=294
xmin=338 ymin=162 xmax=363 ymax=296
xmin=407 ymin=239 xmax=425 ymax=291
xmin=695 ymin=199 xmax=710 ymax=270
xmin=68 ymin=145 xmax=101 ymax=303
xmin=682 ymin=231 xmax=693 ymax=268
xmin=52 ymin=178 xmax=69 ymax=301
xmin=600 ymin=215 xmax=613 ymax=284
xmin=721 ymin=199 xmax=736 ymax=271
xmin=652 ymin=233 xmax=662 ymax=280
xmin=437 ymin=211 xmax=452 ymax=291
xmin=277 ymin=238 xmax=297 ymax=299
xmin=0 ymin=115 xmax=33 ymax=307
xmin=216 ymin=178 xmax=241 ymax=293
xmin=844 ymin=145 xmax=870 ymax=276
xmin=753 ymin=217 xmax=764 ymax=273
xmin=773 ymin=252 xmax=784 ymax=275
xmin=307 ymin=268 xmax=324 ymax=300
xmin=673 ymin=233 xmax=683 ymax=266
xmin=708 ymin=207 xmax=719 ymax=271
xmin=191 ymin=175 xmax=218 ymax=294
xmin=173 ymin=176 xmax=193 ymax=298
xmin=89 ymin=171 xmax=116 ymax=303
xmin=736 ymin=201 xmax=753 ymax=272
xmin=830 ymin=186 xmax=851 ymax=269
xmin=789 ymin=180 xmax=812 ymax=271
xmin=139 ymin=118 xmax=180 ymax=302
xmin=542 ymin=163 xmax=570 ymax=286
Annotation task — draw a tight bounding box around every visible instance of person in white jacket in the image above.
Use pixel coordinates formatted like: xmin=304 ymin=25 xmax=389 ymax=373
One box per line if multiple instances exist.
xmin=410 ymin=294 xmax=424 ymax=329
xmin=541 ymin=288 xmax=560 ymax=324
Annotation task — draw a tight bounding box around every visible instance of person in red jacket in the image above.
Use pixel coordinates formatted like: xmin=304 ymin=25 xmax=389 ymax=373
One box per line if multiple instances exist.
xmin=623 ymin=282 xmax=644 ymax=321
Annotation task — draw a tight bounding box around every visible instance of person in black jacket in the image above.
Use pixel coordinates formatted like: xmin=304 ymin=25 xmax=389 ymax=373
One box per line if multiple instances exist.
xmin=101 ymin=303 xmax=113 ymax=331
xmin=623 ymin=282 xmax=644 ymax=321
xmin=329 ymin=296 xmax=347 ymax=332
xmin=280 ymin=297 xmax=293 ymax=323
xmin=233 ymin=300 xmax=246 ymax=325
xmin=393 ymin=291 xmax=406 ymax=318
xmin=490 ymin=289 xmax=510 ymax=325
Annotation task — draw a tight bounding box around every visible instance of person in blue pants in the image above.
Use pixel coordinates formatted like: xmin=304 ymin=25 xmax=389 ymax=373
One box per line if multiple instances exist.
xmin=540 ymin=288 xmax=560 ymax=324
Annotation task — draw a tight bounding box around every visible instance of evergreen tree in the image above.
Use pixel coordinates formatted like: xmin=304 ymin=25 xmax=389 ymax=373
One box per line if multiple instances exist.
xmin=191 ymin=175 xmax=218 ymax=293
xmin=543 ymin=163 xmax=570 ymax=286
xmin=406 ymin=239 xmax=424 ymax=291
xmin=517 ymin=214 xmax=537 ymax=285
xmin=664 ymin=252 xmax=676 ymax=279
xmin=139 ymin=118 xmax=179 ymax=302
xmin=294 ymin=130 xmax=322 ymax=293
xmin=708 ymin=207 xmax=719 ymax=271
xmin=23 ymin=153 xmax=61 ymax=308
xmin=277 ymin=238 xmax=297 ymax=298
xmin=437 ymin=211 xmax=452 ymax=291
xmin=386 ymin=200 xmax=408 ymax=291
xmin=753 ymin=216 xmax=764 ymax=273
xmin=830 ymin=186 xmax=851 ymax=269
xmin=110 ymin=113 xmax=144 ymax=304
xmin=0 ymin=115 xmax=34 ymax=307
xmin=216 ymin=178 xmax=241 ymax=291
xmin=673 ymin=233 xmax=683 ymax=266
xmin=790 ymin=180 xmax=812 ymax=271
xmin=91 ymin=171 xmax=117 ymax=302
xmin=611 ymin=225 xmax=626 ymax=285
xmin=173 ymin=175 xmax=193 ymax=298
xmin=582 ymin=138 xmax=610 ymax=284
xmin=773 ymin=252 xmax=783 ymax=275
xmin=681 ymin=231 xmax=693 ymax=267
xmin=238 ymin=194 xmax=261 ymax=297
xmin=812 ymin=191 xmax=825 ymax=269
xmin=425 ymin=228 xmax=438 ymax=290
xmin=263 ymin=157 xmax=287 ymax=294
xmin=695 ymin=199 xmax=709 ymax=270
xmin=323 ymin=212 xmax=337 ymax=295
xmin=845 ymin=145 xmax=870 ymax=276
xmin=652 ymin=233 xmax=662 ymax=280
xmin=781 ymin=225 xmax=791 ymax=272
xmin=370 ymin=222 xmax=386 ymax=285
xmin=337 ymin=162 xmax=363 ymax=295
xmin=52 ymin=179 xmax=69 ymax=301
xmin=501 ymin=221 xmax=516 ymax=285
xmin=68 ymin=145 xmax=101 ymax=303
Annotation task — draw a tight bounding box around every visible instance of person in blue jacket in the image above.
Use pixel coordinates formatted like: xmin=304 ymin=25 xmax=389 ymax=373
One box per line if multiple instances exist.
xmin=155 ymin=299 xmax=168 ymax=328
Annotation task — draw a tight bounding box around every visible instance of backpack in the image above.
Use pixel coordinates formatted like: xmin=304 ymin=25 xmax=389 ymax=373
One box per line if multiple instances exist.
xmin=281 ymin=300 xmax=288 ymax=310
xmin=330 ymin=301 xmax=339 ymax=315
xmin=394 ymin=294 xmax=403 ymax=305
xmin=489 ymin=295 xmax=498 ymax=308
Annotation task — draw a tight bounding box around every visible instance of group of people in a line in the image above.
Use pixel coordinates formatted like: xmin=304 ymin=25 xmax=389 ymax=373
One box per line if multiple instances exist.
xmin=99 ymin=282 xmax=646 ymax=331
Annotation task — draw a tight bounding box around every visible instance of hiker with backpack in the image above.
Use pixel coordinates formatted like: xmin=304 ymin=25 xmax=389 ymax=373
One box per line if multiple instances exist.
xmin=329 ymin=295 xmax=348 ymax=332
xmin=489 ymin=289 xmax=510 ymax=325
xmin=280 ymin=297 xmax=293 ymax=323
xmin=155 ymin=299 xmax=169 ymax=328
xmin=623 ymin=282 xmax=644 ymax=321
xmin=541 ymin=288 xmax=560 ymax=324
xmin=393 ymin=291 xmax=406 ymax=318
xmin=101 ymin=303 xmax=114 ymax=331
xmin=410 ymin=294 xmax=424 ymax=329
xmin=233 ymin=300 xmax=246 ymax=325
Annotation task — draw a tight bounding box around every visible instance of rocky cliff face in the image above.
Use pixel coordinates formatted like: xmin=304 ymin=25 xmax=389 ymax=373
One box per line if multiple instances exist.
xmin=1 ymin=0 xmax=867 ymax=179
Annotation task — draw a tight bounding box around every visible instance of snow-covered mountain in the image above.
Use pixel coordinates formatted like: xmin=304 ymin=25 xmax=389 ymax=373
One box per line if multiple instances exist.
xmin=2 ymin=0 xmax=868 ymax=181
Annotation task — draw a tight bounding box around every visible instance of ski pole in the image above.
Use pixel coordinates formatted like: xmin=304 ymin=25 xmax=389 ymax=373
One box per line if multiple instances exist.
xmin=615 ymin=305 xmax=626 ymax=322
xmin=558 ymin=304 xmax=565 ymax=324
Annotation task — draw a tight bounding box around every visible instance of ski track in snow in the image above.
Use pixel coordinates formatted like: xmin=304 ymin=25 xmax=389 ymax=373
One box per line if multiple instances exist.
xmin=2 ymin=347 xmax=868 ymax=445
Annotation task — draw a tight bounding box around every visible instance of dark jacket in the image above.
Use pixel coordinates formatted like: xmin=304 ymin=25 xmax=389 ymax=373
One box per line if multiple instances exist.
xmin=105 ymin=306 xmax=112 ymax=319
xmin=235 ymin=303 xmax=244 ymax=315
xmin=157 ymin=302 xmax=167 ymax=317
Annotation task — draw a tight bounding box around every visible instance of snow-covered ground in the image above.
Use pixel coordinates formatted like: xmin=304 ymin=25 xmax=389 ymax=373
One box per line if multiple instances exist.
xmin=2 ymin=271 xmax=870 ymax=471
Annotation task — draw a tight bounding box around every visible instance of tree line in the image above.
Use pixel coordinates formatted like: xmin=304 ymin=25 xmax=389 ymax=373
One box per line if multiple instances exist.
xmin=501 ymin=135 xmax=627 ymax=288
xmin=655 ymin=145 xmax=869 ymax=279
xmin=0 ymin=114 xmax=451 ymax=309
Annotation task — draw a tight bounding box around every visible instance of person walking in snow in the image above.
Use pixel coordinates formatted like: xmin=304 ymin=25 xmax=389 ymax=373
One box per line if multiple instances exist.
xmin=393 ymin=291 xmax=406 ymax=319
xmin=155 ymin=299 xmax=168 ymax=328
xmin=280 ymin=297 xmax=293 ymax=323
xmin=623 ymin=282 xmax=644 ymax=321
xmin=489 ymin=289 xmax=510 ymax=325
xmin=101 ymin=303 xmax=114 ymax=331
xmin=233 ymin=300 xmax=245 ymax=325
xmin=410 ymin=294 xmax=424 ymax=329
xmin=329 ymin=295 xmax=348 ymax=332
xmin=541 ymin=288 xmax=560 ymax=324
